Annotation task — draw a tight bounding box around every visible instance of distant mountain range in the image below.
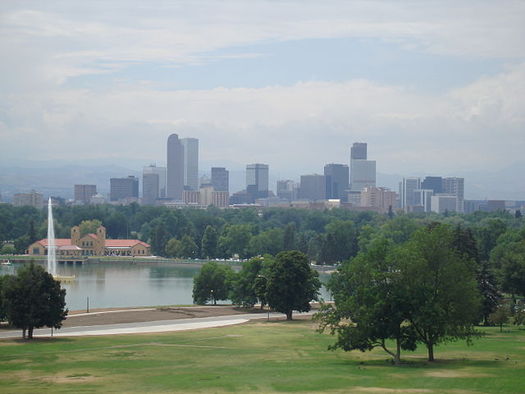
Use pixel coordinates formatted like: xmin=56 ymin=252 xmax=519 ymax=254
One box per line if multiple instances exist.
xmin=0 ymin=161 xmax=523 ymax=202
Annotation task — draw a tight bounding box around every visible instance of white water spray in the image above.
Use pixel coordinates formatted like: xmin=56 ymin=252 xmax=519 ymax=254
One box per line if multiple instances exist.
xmin=47 ymin=197 xmax=57 ymax=276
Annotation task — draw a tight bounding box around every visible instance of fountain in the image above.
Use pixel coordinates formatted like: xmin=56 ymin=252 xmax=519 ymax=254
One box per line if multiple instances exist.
xmin=47 ymin=197 xmax=57 ymax=276
xmin=47 ymin=198 xmax=75 ymax=282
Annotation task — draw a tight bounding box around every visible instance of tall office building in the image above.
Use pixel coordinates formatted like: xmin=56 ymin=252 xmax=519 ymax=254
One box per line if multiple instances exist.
xmin=349 ymin=142 xmax=376 ymax=192
xmin=299 ymin=174 xmax=328 ymax=201
xmin=211 ymin=167 xmax=229 ymax=192
xmin=181 ymin=138 xmax=199 ymax=190
xmin=350 ymin=160 xmax=376 ymax=192
xmin=421 ymin=176 xmax=443 ymax=194
xmin=74 ymin=184 xmax=97 ymax=204
xmin=414 ymin=189 xmax=434 ymax=212
xmin=351 ymin=142 xmax=367 ymax=160
xmin=276 ymin=180 xmax=298 ymax=201
xmin=142 ymin=172 xmax=159 ymax=205
xmin=443 ymin=177 xmax=465 ymax=213
xmin=399 ymin=177 xmax=421 ymax=209
xmin=360 ymin=186 xmax=397 ymax=213
xmin=246 ymin=163 xmax=269 ymax=201
xmin=167 ymin=133 xmax=185 ymax=200
xmin=110 ymin=176 xmax=139 ymax=201
xmin=324 ymin=163 xmax=349 ymax=201
xmin=13 ymin=190 xmax=43 ymax=208
xmin=143 ymin=165 xmax=166 ymax=198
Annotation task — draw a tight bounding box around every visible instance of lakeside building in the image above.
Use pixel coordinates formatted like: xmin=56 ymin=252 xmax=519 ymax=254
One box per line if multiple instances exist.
xmin=28 ymin=225 xmax=151 ymax=257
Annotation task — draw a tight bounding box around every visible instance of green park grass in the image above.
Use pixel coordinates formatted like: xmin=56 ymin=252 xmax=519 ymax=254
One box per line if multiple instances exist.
xmin=0 ymin=319 xmax=524 ymax=393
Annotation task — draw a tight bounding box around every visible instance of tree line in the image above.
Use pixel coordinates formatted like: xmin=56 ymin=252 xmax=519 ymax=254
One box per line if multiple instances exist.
xmin=1 ymin=203 xmax=523 ymax=310
xmin=192 ymin=250 xmax=321 ymax=321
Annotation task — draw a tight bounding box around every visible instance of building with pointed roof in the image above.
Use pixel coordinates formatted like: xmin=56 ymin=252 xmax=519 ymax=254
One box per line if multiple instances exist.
xmin=28 ymin=225 xmax=151 ymax=258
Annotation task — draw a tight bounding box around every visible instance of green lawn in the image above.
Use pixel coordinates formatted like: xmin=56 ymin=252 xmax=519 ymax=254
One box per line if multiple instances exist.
xmin=0 ymin=320 xmax=524 ymax=393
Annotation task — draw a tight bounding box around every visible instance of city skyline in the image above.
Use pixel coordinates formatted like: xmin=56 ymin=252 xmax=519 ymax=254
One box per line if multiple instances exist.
xmin=0 ymin=1 xmax=524 ymax=186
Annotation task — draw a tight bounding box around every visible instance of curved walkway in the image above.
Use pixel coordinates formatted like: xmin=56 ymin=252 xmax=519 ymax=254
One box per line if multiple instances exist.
xmin=0 ymin=312 xmax=307 ymax=339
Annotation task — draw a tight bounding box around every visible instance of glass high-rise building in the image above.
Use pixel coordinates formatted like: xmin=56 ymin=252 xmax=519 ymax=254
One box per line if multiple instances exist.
xmin=211 ymin=167 xmax=229 ymax=192
xmin=167 ymin=133 xmax=184 ymax=200
xmin=246 ymin=163 xmax=269 ymax=201
xmin=181 ymin=138 xmax=199 ymax=191
xmin=324 ymin=163 xmax=349 ymax=201
xmin=351 ymin=142 xmax=367 ymax=160
xmin=110 ymin=176 xmax=139 ymax=201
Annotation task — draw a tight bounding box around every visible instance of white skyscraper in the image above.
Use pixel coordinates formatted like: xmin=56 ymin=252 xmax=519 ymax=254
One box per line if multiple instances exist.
xmin=399 ymin=177 xmax=421 ymax=210
xmin=350 ymin=160 xmax=376 ymax=192
xmin=443 ymin=177 xmax=464 ymax=213
xmin=143 ymin=164 xmax=167 ymax=199
xmin=181 ymin=138 xmax=199 ymax=191
xmin=349 ymin=142 xmax=376 ymax=192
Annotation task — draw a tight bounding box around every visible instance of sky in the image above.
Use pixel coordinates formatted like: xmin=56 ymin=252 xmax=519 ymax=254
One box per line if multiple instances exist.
xmin=0 ymin=0 xmax=524 ymax=195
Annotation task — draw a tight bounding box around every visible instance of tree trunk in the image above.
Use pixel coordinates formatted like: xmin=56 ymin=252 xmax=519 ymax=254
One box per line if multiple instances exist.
xmin=394 ymin=337 xmax=401 ymax=365
xmin=286 ymin=310 xmax=293 ymax=320
xmin=22 ymin=327 xmax=26 ymax=339
xmin=427 ymin=343 xmax=435 ymax=362
xmin=28 ymin=326 xmax=34 ymax=339
xmin=260 ymin=303 xmax=264 ymax=310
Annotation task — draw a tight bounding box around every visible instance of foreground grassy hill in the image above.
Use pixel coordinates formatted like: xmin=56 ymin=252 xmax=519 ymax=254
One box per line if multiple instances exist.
xmin=0 ymin=319 xmax=523 ymax=393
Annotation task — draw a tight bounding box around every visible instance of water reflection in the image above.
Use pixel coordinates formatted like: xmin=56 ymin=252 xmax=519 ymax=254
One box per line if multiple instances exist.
xmin=0 ymin=261 xmax=331 ymax=311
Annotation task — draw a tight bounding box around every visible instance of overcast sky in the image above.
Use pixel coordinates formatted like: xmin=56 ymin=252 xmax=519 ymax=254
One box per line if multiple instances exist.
xmin=1 ymin=1 xmax=524 ymax=187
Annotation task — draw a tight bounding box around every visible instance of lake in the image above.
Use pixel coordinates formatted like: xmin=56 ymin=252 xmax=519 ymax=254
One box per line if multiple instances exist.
xmin=0 ymin=261 xmax=331 ymax=311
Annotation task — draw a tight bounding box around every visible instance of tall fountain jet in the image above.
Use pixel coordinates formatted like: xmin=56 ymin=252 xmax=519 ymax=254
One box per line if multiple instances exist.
xmin=47 ymin=197 xmax=57 ymax=276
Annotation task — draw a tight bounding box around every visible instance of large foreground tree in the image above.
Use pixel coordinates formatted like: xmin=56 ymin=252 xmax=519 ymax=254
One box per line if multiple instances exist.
xmin=398 ymin=224 xmax=481 ymax=361
xmin=266 ymin=250 xmax=321 ymax=320
xmin=316 ymin=238 xmax=416 ymax=365
xmin=3 ymin=263 xmax=67 ymax=339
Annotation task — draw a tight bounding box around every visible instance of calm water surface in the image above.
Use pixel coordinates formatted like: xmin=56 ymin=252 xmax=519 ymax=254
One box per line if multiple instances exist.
xmin=0 ymin=261 xmax=331 ymax=311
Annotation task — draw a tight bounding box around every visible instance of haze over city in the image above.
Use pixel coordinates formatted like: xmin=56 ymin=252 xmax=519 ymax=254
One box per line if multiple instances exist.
xmin=1 ymin=1 xmax=524 ymax=199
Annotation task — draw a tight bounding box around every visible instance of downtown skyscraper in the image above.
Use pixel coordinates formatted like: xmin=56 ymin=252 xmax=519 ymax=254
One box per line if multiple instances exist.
xmin=167 ymin=133 xmax=185 ymax=200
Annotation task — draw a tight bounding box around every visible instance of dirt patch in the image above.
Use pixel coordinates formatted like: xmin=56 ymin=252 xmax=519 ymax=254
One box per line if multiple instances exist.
xmin=63 ymin=306 xmax=266 ymax=327
xmin=43 ymin=373 xmax=98 ymax=384
xmin=426 ymin=370 xmax=493 ymax=378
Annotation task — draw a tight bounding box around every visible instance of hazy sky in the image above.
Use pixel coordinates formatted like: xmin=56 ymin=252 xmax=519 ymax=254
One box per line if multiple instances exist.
xmin=1 ymin=1 xmax=524 ymax=182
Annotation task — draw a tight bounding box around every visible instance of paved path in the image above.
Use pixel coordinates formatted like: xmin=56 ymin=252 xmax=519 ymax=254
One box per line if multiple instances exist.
xmin=0 ymin=312 xmax=294 ymax=339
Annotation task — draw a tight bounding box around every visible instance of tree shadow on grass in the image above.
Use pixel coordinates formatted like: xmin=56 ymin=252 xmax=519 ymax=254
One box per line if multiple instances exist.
xmin=332 ymin=356 xmax=502 ymax=370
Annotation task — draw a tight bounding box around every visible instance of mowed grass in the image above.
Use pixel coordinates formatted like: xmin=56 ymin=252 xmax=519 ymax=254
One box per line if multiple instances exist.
xmin=0 ymin=320 xmax=524 ymax=393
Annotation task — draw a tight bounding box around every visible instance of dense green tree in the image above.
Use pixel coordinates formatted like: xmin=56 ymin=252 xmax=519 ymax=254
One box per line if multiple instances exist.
xmin=192 ymin=262 xmax=234 ymax=305
xmin=283 ymin=223 xmax=296 ymax=250
xmin=248 ymin=228 xmax=284 ymax=256
xmin=218 ymin=224 xmax=252 ymax=258
xmin=179 ymin=235 xmax=199 ymax=259
xmin=1 ymin=244 xmax=15 ymax=255
xmin=399 ymin=225 xmax=481 ymax=361
xmin=476 ymin=218 xmax=507 ymax=261
xmin=150 ymin=223 xmax=170 ymax=256
xmin=317 ymin=238 xmax=417 ymax=364
xmin=78 ymin=219 xmax=103 ymax=237
xmin=231 ymin=257 xmax=269 ymax=308
xmin=266 ymin=250 xmax=321 ymax=320
xmin=477 ymin=261 xmax=502 ymax=325
xmin=201 ymin=225 xmax=219 ymax=258
xmin=0 ymin=275 xmax=7 ymax=321
xmin=3 ymin=263 xmax=67 ymax=339
xmin=489 ymin=303 xmax=511 ymax=332
xmin=320 ymin=220 xmax=358 ymax=264
xmin=165 ymin=238 xmax=182 ymax=258
xmin=499 ymin=242 xmax=525 ymax=298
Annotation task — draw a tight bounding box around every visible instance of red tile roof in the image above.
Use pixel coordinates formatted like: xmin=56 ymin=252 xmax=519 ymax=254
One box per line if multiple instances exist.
xmin=36 ymin=238 xmax=150 ymax=248
xmin=105 ymin=239 xmax=150 ymax=248
xmin=37 ymin=239 xmax=72 ymax=247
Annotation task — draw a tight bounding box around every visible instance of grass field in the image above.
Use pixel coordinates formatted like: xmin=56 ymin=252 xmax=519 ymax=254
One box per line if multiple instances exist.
xmin=0 ymin=319 xmax=524 ymax=393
